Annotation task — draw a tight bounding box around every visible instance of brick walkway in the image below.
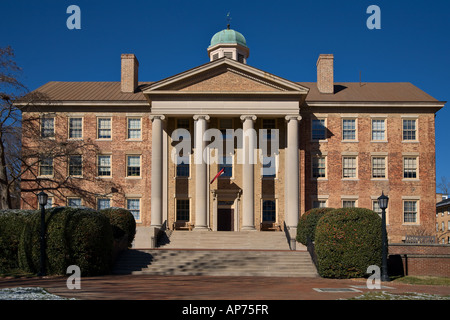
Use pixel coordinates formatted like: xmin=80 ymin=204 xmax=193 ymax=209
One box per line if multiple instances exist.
xmin=0 ymin=274 xmax=449 ymax=300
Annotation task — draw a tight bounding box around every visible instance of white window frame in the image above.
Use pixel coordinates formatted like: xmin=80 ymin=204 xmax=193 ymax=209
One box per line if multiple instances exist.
xmin=126 ymin=155 xmax=141 ymax=178
xmin=311 ymin=118 xmax=327 ymax=141
xmin=68 ymin=117 xmax=83 ymax=140
xmin=127 ymin=117 xmax=142 ymax=140
xmin=40 ymin=116 xmax=55 ymax=139
xmin=97 ymin=155 xmax=112 ymax=177
xmin=97 ymin=117 xmax=112 ymax=140
xmin=371 ymin=118 xmax=387 ymax=142
xmin=342 ymin=156 xmax=358 ymax=179
xmin=127 ymin=198 xmax=141 ymax=222
xmin=342 ymin=118 xmax=357 ymax=141
xmin=402 ymin=118 xmax=418 ymax=142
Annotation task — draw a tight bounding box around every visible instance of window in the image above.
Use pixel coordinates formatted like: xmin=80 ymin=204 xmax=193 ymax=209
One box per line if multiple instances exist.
xmin=372 ymin=119 xmax=386 ymax=141
xmin=238 ymin=53 xmax=244 ymax=63
xmin=404 ymin=200 xmax=417 ymax=223
xmin=98 ymin=155 xmax=111 ymax=177
xmin=127 ymin=199 xmax=141 ymax=221
xmin=68 ymin=155 xmax=82 ymax=176
xmin=313 ymin=200 xmax=327 ymax=208
xmin=41 ymin=117 xmax=54 ymax=138
xmin=372 ymin=200 xmax=382 ymax=217
xmin=39 ymin=156 xmax=53 ymax=176
xmin=219 ymin=119 xmax=233 ymax=140
xmin=312 ymin=156 xmax=326 ymax=178
xmin=403 ymin=157 xmax=417 ymax=179
xmin=126 ymin=155 xmax=141 ymax=177
xmin=177 ymin=118 xmax=190 ymax=130
xmin=68 ymin=198 xmax=82 ymax=208
xmin=342 ymin=156 xmax=357 ymax=178
xmin=176 ymin=199 xmax=190 ymax=221
xmin=262 ymin=155 xmax=276 ymax=178
xmin=127 ymin=118 xmax=141 ymax=139
xmin=212 ymin=53 xmax=219 ymax=61
xmin=97 ymin=198 xmax=111 ymax=210
xmin=372 ymin=157 xmax=386 ymax=178
xmin=342 ymin=119 xmax=356 ymax=140
xmin=312 ymin=119 xmax=326 ymax=140
xmin=262 ymin=200 xmax=276 ymax=222
xmin=224 ymin=52 xmax=233 ymax=59
xmin=342 ymin=200 xmax=356 ymax=208
xmin=262 ymin=119 xmax=276 ymax=140
xmin=219 ymin=156 xmax=233 ymax=178
xmin=403 ymin=119 xmax=417 ymax=141
xmin=44 ymin=197 xmax=53 ymax=209
xmin=176 ymin=155 xmax=190 ymax=177
xmin=97 ymin=118 xmax=112 ymax=139
xmin=69 ymin=118 xmax=83 ymax=139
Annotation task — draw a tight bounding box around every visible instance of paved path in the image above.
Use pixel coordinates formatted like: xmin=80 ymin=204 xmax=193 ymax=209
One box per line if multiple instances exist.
xmin=0 ymin=274 xmax=449 ymax=300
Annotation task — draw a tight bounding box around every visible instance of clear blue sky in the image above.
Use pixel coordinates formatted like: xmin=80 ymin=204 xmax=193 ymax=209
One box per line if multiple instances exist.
xmin=1 ymin=0 xmax=449 ymax=186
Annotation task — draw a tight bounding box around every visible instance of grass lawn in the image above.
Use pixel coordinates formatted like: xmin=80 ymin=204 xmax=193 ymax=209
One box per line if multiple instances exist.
xmin=392 ymin=276 xmax=450 ymax=286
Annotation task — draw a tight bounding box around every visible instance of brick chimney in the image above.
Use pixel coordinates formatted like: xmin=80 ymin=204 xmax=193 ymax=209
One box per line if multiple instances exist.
xmin=121 ymin=54 xmax=139 ymax=93
xmin=317 ymin=54 xmax=334 ymax=94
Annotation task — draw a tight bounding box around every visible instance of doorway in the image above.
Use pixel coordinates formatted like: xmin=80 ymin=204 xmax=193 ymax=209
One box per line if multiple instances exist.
xmin=217 ymin=208 xmax=234 ymax=231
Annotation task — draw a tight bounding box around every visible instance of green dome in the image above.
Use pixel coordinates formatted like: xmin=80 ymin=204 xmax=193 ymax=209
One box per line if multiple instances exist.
xmin=209 ymin=28 xmax=247 ymax=48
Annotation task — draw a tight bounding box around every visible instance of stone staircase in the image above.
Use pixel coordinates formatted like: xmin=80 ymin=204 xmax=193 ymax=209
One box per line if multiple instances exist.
xmin=112 ymin=231 xmax=318 ymax=277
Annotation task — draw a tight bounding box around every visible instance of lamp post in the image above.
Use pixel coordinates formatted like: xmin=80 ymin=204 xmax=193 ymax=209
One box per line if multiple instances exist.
xmin=377 ymin=191 xmax=389 ymax=282
xmin=37 ymin=191 xmax=48 ymax=277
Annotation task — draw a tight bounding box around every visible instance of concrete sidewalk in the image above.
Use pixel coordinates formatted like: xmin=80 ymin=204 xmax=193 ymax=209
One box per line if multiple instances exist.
xmin=0 ymin=274 xmax=449 ymax=300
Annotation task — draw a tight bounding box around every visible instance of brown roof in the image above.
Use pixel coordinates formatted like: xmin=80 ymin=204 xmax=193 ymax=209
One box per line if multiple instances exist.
xmin=30 ymin=81 xmax=440 ymax=103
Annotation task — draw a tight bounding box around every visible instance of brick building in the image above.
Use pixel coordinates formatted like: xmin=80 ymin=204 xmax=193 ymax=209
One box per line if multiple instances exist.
xmin=436 ymin=196 xmax=450 ymax=244
xmin=21 ymin=26 xmax=445 ymax=244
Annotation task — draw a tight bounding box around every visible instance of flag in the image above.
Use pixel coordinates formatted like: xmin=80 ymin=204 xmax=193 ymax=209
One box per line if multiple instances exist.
xmin=210 ymin=167 xmax=225 ymax=184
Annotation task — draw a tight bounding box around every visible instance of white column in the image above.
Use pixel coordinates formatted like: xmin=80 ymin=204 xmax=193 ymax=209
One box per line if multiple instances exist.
xmin=193 ymin=115 xmax=210 ymax=230
xmin=240 ymin=115 xmax=257 ymax=230
xmin=285 ymin=116 xmax=301 ymax=247
xmin=150 ymin=115 xmax=165 ymax=227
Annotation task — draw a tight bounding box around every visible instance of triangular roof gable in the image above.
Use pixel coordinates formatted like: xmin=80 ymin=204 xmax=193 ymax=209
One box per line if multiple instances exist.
xmin=143 ymin=57 xmax=309 ymax=95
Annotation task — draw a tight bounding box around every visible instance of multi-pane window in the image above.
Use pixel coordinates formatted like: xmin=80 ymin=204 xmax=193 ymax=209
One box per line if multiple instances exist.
xmin=343 ymin=200 xmax=356 ymax=208
xmin=342 ymin=119 xmax=356 ymax=140
xmin=127 ymin=155 xmax=141 ymax=177
xmin=372 ymin=157 xmax=386 ymax=178
xmin=262 ymin=156 xmax=276 ymax=178
xmin=219 ymin=156 xmax=233 ymax=178
xmin=404 ymin=201 xmax=417 ymax=223
xmin=97 ymin=155 xmax=111 ymax=177
xmin=262 ymin=200 xmax=276 ymax=222
xmin=176 ymin=199 xmax=190 ymax=221
xmin=41 ymin=117 xmax=55 ymax=138
xmin=403 ymin=157 xmax=417 ymax=179
xmin=39 ymin=156 xmax=53 ymax=176
xmin=403 ymin=119 xmax=417 ymax=141
xmin=372 ymin=200 xmax=382 ymax=217
xmin=262 ymin=119 xmax=276 ymax=140
xmin=342 ymin=156 xmax=357 ymax=178
xmin=127 ymin=199 xmax=141 ymax=221
xmin=44 ymin=197 xmax=53 ymax=209
xmin=127 ymin=118 xmax=141 ymax=139
xmin=97 ymin=118 xmax=112 ymax=139
xmin=97 ymin=198 xmax=111 ymax=210
xmin=312 ymin=119 xmax=326 ymax=140
xmin=312 ymin=156 xmax=326 ymax=178
xmin=68 ymin=155 xmax=83 ymax=176
xmin=68 ymin=198 xmax=82 ymax=208
xmin=313 ymin=200 xmax=327 ymax=209
xmin=176 ymin=156 xmax=190 ymax=177
xmin=219 ymin=119 xmax=233 ymax=140
xmin=372 ymin=119 xmax=386 ymax=141
xmin=69 ymin=118 xmax=83 ymax=139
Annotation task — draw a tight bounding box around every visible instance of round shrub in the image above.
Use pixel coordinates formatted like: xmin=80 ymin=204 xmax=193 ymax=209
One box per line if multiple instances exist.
xmin=18 ymin=207 xmax=113 ymax=276
xmin=314 ymin=207 xmax=382 ymax=279
xmin=296 ymin=207 xmax=335 ymax=245
xmin=0 ymin=210 xmax=36 ymax=273
xmin=100 ymin=207 xmax=136 ymax=248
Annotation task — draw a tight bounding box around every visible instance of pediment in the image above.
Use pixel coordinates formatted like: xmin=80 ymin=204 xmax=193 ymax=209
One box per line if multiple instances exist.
xmin=143 ymin=58 xmax=309 ymax=95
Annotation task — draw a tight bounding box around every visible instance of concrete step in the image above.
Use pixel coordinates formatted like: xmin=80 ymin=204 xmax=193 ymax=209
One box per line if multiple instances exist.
xmin=112 ymin=249 xmax=318 ymax=278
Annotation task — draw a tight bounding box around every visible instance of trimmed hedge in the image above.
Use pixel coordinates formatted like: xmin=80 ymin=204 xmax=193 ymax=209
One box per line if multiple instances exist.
xmin=296 ymin=207 xmax=335 ymax=245
xmin=100 ymin=207 xmax=136 ymax=248
xmin=18 ymin=207 xmax=114 ymax=276
xmin=0 ymin=210 xmax=36 ymax=273
xmin=314 ymin=207 xmax=382 ymax=279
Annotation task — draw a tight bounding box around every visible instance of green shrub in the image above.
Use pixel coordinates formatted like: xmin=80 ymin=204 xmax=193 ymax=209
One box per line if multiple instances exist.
xmin=18 ymin=207 xmax=113 ymax=276
xmin=100 ymin=207 xmax=136 ymax=248
xmin=296 ymin=207 xmax=335 ymax=245
xmin=314 ymin=207 xmax=382 ymax=279
xmin=0 ymin=210 xmax=36 ymax=273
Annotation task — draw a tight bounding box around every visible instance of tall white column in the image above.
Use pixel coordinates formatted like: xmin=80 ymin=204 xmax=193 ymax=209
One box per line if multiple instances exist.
xmin=285 ymin=116 xmax=301 ymax=247
xmin=193 ymin=115 xmax=210 ymax=230
xmin=150 ymin=115 xmax=165 ymax=227
xmin=240 ymin=115 xmax=257 ymax=230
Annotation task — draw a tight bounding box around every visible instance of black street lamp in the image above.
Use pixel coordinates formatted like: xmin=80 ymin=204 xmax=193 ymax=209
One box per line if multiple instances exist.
xmin=37 ymin=191 xmax=48 ymax=277
xmin=377 ymin=191 xmax=389 ymax=282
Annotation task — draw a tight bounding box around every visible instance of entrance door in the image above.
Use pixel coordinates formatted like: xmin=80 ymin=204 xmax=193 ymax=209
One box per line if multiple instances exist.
xmin=217 ymin=209 xmax=234 ymax=231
